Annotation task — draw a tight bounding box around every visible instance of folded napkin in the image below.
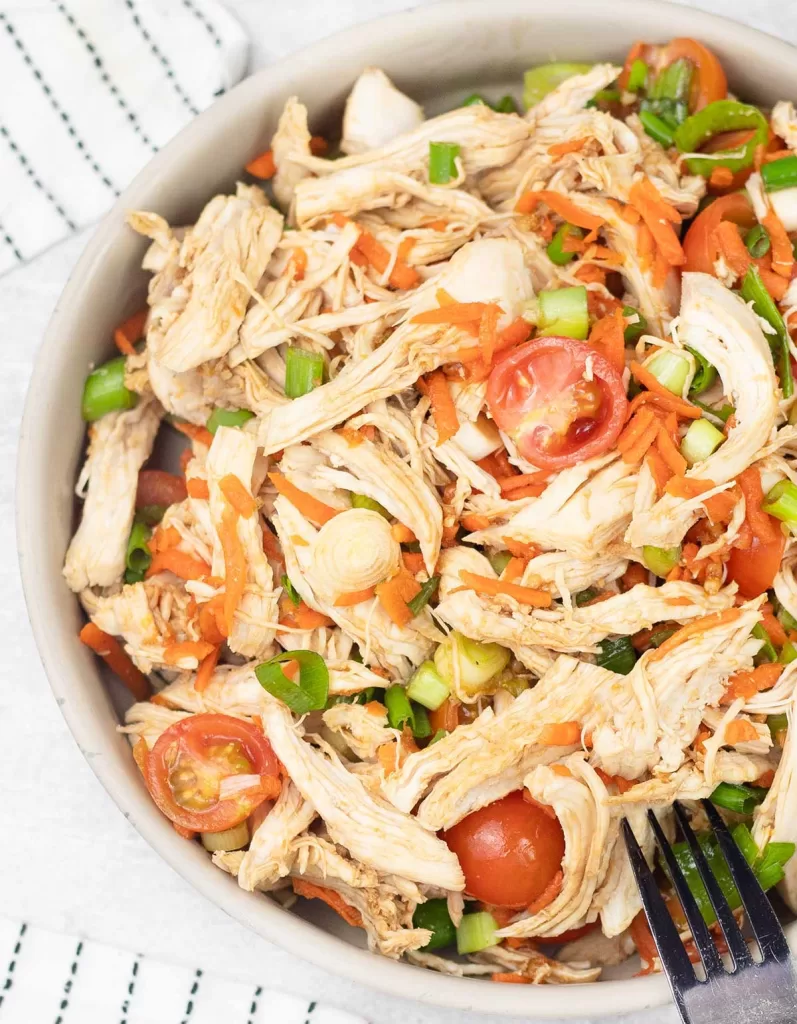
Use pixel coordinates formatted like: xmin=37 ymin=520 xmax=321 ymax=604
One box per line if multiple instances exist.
xmin=0 ymin=0 xmax=249 ymax=275
xmin=0 ymin=917 xmax=367 ymax=1024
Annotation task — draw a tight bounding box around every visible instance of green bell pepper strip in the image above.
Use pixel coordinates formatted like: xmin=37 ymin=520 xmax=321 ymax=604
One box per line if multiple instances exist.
xmin=740 ymin=266 xmax=793 ymax=398
xmin=674 ymin=100 xmax=769 ymax=175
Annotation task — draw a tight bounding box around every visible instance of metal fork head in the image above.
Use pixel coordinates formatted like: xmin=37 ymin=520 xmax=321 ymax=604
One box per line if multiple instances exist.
xmin=622 ymin=801 xmax=797 ymax=1024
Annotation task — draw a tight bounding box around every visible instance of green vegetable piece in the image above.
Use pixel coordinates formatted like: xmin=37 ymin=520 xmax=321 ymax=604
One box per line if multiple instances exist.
xmin=350 ymin=493 xmax=390 ymax=518
xmin=125 ymin=521 xmax=152 ymax=575
xmin=649 ymin=627 xmax=677 ymax=648
xmin=135 ymin=504 xmax=167 ymax=527
xmin=462 ymin=92 xmax=487 ymax=107
xmin=680 ymin=418 xmax=725 ymax=466
xmin=385 ymin=684 xmax=414 ymax=730
xmin=575 ymin=586 xmax=600 ymax=607
xmin=780 ymin=642 xmax=797 ymax=666
xmin=731 ymin=823 xmax=759 ymax=867
xmin=686 ymin=347 xmax=717 ymax=396
xmin=639 ymin=108 xmax=675 ymax=148
xmin=255 ymin=650 xmax=329 ymax=714
xmin=745 ymin=224 xmax=771 ymax=258
xmin=284 ymin=347 xmax=324 ymax=399
xmin=674 ymin=100 xmax=769 ymax=175
xmin=413 ymin=898 xmax=457 ymax=950
xmin=651 ymin=58 xmax=692 ymax=106
xmin=769 ymin=712 xmax=789 ymax=738
xmin=646 ymin=351 xmax=691 ymax=396
xmin=456 ymin=911 xmax=498 ymax=954
xmin=626 ymin=58 xmax=648 ymax=93
xmin=281 ymin=574 xmax=302 ymax=607
xmin=537 ymin=285 xmax=589 ymax=340
xmin=596 ymin=636 xmax=637 ymax=675
xmin=406 ymin=660 xmax=450 ymax=711
xmin=763 ymin=479 xmax=797 ymax=525
xmin=430 ymin=729 xmax=449 ymax=745
xmin=81 ymin=356 xmax=138 ymax=422
xmin=642 ymin=544 xmax=681 ymax=578
xmin=411 ymin=702 xmax=432 ymax=739
xmin=710 ymin=781 xmax=767 ymax=815
xmin=546 ymin=223 xmax=584 ymax=266
xmin=622 ymin=306 xmax=648 ymax=344
xmin=522 ymin=62 xmax=591 ymax=109
xmin=752 ymin=622 xmax=777 ymax=665
xmin=407 ymin=576 xmax=440 ymax=618
xmin=434 ymin=631 xmax=510 ymax=696
xmin=124 ymin=568 xmax=146 ymax=585
xmin=741 ymin=266 xmax=793 ymax=398
xmin=488 ymin=551 xmax=512 ymax=576
xmin=586 ymin=89 xmax=621 ymax=108
xmin=692 ymin=399 xmax=735 ymax=423
xmin=761 ymin=154 xmax=797 ymax=192
xmin=493 ymin=95 xmax=518 ymax=114
xmin=206 ymin=407 xmax=255 ymax=435
xmin=429 ymin=141 xmax=461 ymax=185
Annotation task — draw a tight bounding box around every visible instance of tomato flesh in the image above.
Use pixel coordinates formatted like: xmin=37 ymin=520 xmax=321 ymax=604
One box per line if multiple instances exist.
xmin=145 ymin=713 xmax=280 ymax=832
xmin=443 ymin=791 xmax=565 ymax=908
xmin=726 ymin=530 xmax=786 ymax=599
xmin=486 ymin=337 xmax=628 ymax=471
xmin=682 ymin=193 xmax=756 ymax=275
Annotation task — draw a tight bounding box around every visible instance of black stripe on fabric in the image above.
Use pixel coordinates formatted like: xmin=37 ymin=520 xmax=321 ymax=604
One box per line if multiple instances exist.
xmin=54 ymin=1 xmax=159 ymax=154
xmin=246 ymin=985 xmax=263 ymax=1024
xmin=181 ymin=0 xmax=222 ymax=48
xmin=0 ymin=220 xmax=24 ymax=263
xmin=118 ymin=955 xmax=140 ymax=1024
xmin=53 ymin=939 xmax=83 ymax=1024
xmin=123 ymin=0 xmax=200 ymax=116
xmin=0 ymin=121 xmax=78 ymax=230
xmin=0 ymin=13 xmax=119 ymax=195
xmin=180 ymin=968 xmax=202 ymax=1023
xmin=0 ymin=922 xmax=27 ymax=1007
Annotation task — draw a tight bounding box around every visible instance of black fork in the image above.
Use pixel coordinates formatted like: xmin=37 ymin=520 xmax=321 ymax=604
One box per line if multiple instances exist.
xmin=622 ymin=800 xmax=797 ymax=1024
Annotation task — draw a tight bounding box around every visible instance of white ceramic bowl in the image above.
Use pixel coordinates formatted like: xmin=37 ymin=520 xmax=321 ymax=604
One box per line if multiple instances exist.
xmin=17 ymin=1 xmax=797 ymax=1015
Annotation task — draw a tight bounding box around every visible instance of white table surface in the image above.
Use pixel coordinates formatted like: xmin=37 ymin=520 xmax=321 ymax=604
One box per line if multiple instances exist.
xmin=1 ymin=0 xmax=794 ymax=1021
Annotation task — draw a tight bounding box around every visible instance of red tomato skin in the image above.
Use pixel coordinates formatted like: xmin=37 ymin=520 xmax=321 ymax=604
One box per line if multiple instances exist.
xmin=682 ymin=193 xmax=756 ymax=275
xmin=659 ymin=38 xmax=727 ymax=111
xmin=486 ymin=337 xmax=628 ymax=471
xmin=726 ymin=531 xmax=786 ymax=599
xmin=136 ymin=469 xmax=188 ymax=509
xmin=146 ymin=713 xmax=280 ymax=833
xmin=442 ymin=792 xmax=565 ymax=908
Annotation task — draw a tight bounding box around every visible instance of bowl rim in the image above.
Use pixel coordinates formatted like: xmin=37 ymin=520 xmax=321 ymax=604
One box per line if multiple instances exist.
xmin=16 ymin=0 xmax=797 ymax=1015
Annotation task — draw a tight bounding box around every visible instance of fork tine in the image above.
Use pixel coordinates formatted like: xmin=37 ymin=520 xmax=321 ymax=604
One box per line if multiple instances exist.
xmin=646 ymin=809 xmax=726 ymax=978
xmin=701 ymin=800 xmax=791 ymax=964
xmin=621 ymin=818 xmax=696 ymax=996
xmin=672 ymin=802 xmax=754 ymax=969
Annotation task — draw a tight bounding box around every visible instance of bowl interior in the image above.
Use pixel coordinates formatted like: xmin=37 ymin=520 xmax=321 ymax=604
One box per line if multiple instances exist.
xmin=17 ymin=0 xmax=797 ymax=1015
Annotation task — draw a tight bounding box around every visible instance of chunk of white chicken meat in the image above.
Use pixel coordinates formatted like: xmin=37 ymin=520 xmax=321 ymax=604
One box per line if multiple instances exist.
xmin=341 ymin=67 xmax=425 ymax=155
xmin=468 ymin=945 xmax=602 ymax=984
xmin=236 ymin=780 xmax=316 ymax=892
xmin=257 ymin=238 xmax=533 ymax=454
xmin=120 ymin=702 xmax=190 ymax=748
xmin=589 ymin=805 xmax=658 ymax=938
xmin=270 ymin=97 xmax=313 ymax=211
xmin=747 ymin=168 xmax=797 ymax=234
xmin=64 ymin=399 xmax=161 ymax=591
xmin=322 ymin=702 xmax=397 ymax=760
xmin=205 ymin=427 xmax=277 ymax=658
xmin=527 ymin=64 xmax=621 ymax=124
xmin=259 ymin=699 xmax=465 ymax=890
xmin=627 ymin=273 xmax=779 ymax=548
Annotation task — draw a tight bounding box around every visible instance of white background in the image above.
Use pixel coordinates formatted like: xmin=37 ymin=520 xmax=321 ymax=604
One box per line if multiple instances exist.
xmin=1 ymin=1 xmax=794 ymax=1022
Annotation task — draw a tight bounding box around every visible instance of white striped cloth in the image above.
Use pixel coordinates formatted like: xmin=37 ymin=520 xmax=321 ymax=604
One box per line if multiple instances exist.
xmin=0 ymin=0 xmax=249 ymax=275
xmin=0 ymin=917 xmax=367 ymax=1024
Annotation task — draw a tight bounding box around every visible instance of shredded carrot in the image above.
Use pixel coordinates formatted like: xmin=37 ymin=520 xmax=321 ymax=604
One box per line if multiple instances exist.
xmin=113 ymin=309 xmax=147 ymax=356
xmin=622 ymin=204 xmax=642 ymax=224
xmin=219 ymin=502 xmax=246 ymax=636
xmin=292 ymin=879 xmax=363 ymax=928
xmin=646 ymin=609 xmax=742 ymax=662
xmin=245 ymin=149 xmax=276 ymax=179
xmin=538 ymin=722 xmax=581 ymax=746
xmin=548 ymin=137 xmax=589 ymax=157
xmin=617 ymin=407 xmax=656 ymax=454
xmin=503 ymin=557 xmax=527 ymax=583
xmin=738 ymin=467 xmax=779 ymax=543
xmin=402 ymin=551 xmax=425 ymax=574
xmin=491 ymin=974 xmax=532 ymax=985
xmin=709 ymin=166 xmax=735 ymax=189
xmin=268 ymin=472 xmax=338 ymax=525
xmin=629 ymin=178 xmax=685 ymax=267
xmin=219 ymin=473 xmax=257 ymax=518
xmin=664 ymin=475 xmax=715 ymax=499
xmin=721 ymin=663 xmax=783 ymax=704
xmin=525 ymin=869 xmax=564 ymax=915
xmin=309 ymin=135 xmax=328 ymax=155
xmin=376 ymin=570 xmax=422 ymax=627
xmin=132 ymin=737 xmax=149 ymax=775
xmin=477 ymin=449 xmax=517 ymax=480
xmin=334 ymin=587 xmax=376 ymax=607
xmin=503 ymin=538 xmax=541 ymax=559
xmin=290 ymin=603 xmax=335 ymax=630
xmin=377 ymin=727 xmax=418 ymax=773
xmin=651 ymin=248 xmax=671 ymax=288
xmin=291 ymin=247 xmax=308 ymax=281
xmin=645 ymin=447 xmax=672 ymax=493
xmin=498 ymin=472 xmax=549 ymax=496
xmin=763 ymin=209 xmax=794 ymax=278
xmin=621 ymin=562 xmax=648 ymax=591
xmin=479 ymin=303 xmax=500 ymax=365
xmin=441 ymin=522 xmax=459 ymax=547
xmin=550 ymin=764 xmax=573 ymax=778
xmin=460 ymin=514 xmax=490 ymax=532
xmin=757 ymin=768 xmax=776 ymax=788
xmin=425 ymin=218 xmax=448 ymax=231
xmin=655 ymin=423 xmax=687 ymax=476
xmin=186 ymin=477 xmax=210 ymax=500
xmin=424 ymin=370 xmax=460 ymax=444
xmin=621 ymin=415 xmax=661 ymax=464
xmin=79 ymin=623 xmax=150 ymax=701
xmin=172 ymin=420 xmax=214 ymax=448
xmin=515 ymin=190 xmax=604 ymax=230
xmin=595 ymin=768 xmax=635 ymax=794
xmin=391 ymin=523 xmax=417 ymax=544
xmin=712 ymin=219 xmax=753 ymax=277
xmin=630 ymin=361 xmax=693 ymax=410
xmin=147 ymin=549 xmax=211 ymax=581
xmin=588 ymin=307 xmax=625 ymax=374
xmin=458 ymin=570 xmax=552 ymax=608
xmin=761 ymin=611 xmax=788 ymax=648
xmin=353 ymin=229 xmax=420 ymax=290
xmin=163 ymin=640 xmax=215 ymax=666
xmin=261 ymin=525 xmax=283 ymax=563
xmin=412 ymin=301 xmax=488 ymax=325
xmin=725 ymin=719 xmax=759 ymax=745
xmin=198 ymin=597 xmax=226 ymax=645
xmin=148 ymin=524 xmax=181 ymax=553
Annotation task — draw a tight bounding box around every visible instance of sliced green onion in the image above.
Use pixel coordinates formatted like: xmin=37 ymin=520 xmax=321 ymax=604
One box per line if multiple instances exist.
xmin=281 ymin=574 xmax=302 ymax=607
xmin=522 ymin=62 xmax=591 ymax=109
xmin=755 ymin=862 xmax=786 ymax=891
xmin=758 ymin=841 xmax=796 ymax=871
xmin=207 ymin=407 xmax=255 ymax=435
xmin=413 ymin=898 xmax=456 ymax=951
xmin=639 ymin=108 xmax=675 ymax=147
xmin=779 ymin=642 xmax=797 ymax=666
xmin=731 ymin=823 xmax=759 ymax=867
xmin=586 ymin=89 xmax=621 ymax=108
xmin=596 ymin=636 xmax=637 ymax=675
xmin=385 ymin=684 xmax=414 ymax=730
xmin=429 ymin=141 xmax=461 ymax=185
xmin=686 ymin=347 xmax=717 ymax=396
xmin=81 ymin=356 xmax=138 ymax=422
xmin=407 ymin=576 xmax=440 ymax=617
xmin=741 ymin=266 xmax=793 ymax=399
xmin=622 ymin=305 xmax=647 ymax=343
xmin=642 ymin=544 xmax=681 ymax=578
xmin=350 ymin=493 xmax=389 ymax=518
xmin=135 ymin=504 xmax=167 ymax=527
xmin=411 ymin=702 xmax=432 ymax=739
xmin=626 ymin=58 xmax=648 ymax=93
xmin=710 ymin=782 xmax=767 ymax=815
xmin=763 ymin=479 xmax=797 ymax=525
xmin=692 ymin=399 xmax=734 ymax=423
xmin=649 ymin=627 xmax=677 ymax=648
xmin=768 ymin=712 xmax=789 ymax=740
xmin=646 ymin=351 xmax=690 ymax=396
xmin=501 ymin=677 xmax=530 ymax=696
xmin=537 ymin=286 xmax=588 ymax=340
xmin=575 ymin=586 xmax=600 ymax=607
xmin=752 ymin=622 xmax=777 ymax=665
xmin=488 ymin=551 xmax=512 ymax=576
xmin=430 ymin=728 xmax=448 ymax=745
xmin=201 ymin=821 xmax=250 ymax=852
xmin=434 ymin=631 xmax=511 ymax=696
xmin=680 ymin=418 xmax=725 ymax=466
xmin=406 ymin=660 xmax=450 ymax=711
xmin=546 ymin=223 xmax=583 ymax=266
xmin=462 ymin=92 xmax=487 ymax=107
xmin=493 ymin=95 xmax=518 ymax=114
xmin=675 ymin=100 xmax=769 ymax=175
xmin=126 ymin=521 xmax=152 ymax=575
xmin=762 ymin=154 xmax=797 ymax=192
xmin=124 ymin=568 xmax=145 ymax=585
xmin=284 ymin=347 xmax=324 ymax=399
xmin=456 ymin=911 xmax=498 ymax=954
xmin=745 ymin=224 xmax=771 ymax=258
xmin=255 ymin=650 xmax=329 ymax=714
xmin=652 ymin=58 xmax=692 ymax=105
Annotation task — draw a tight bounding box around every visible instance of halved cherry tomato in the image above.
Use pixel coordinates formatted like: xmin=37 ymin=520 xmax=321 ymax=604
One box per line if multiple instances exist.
xmin=145 ymin=713 xmax=280 ymax=832
xmin=486 ymin=337 xmax=627 ymax=471
xmin=136 ymin=469 xmax=188 ymax=509
xmin=442 ymin=792 xmax=565 ymax=908
xmin=659 ymin=37 xmax=727 ymax=111
xmin=682 ymin=192 xmax=756 ymax=274
xmin=726 ymin=530 xmax=787 ymax=599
